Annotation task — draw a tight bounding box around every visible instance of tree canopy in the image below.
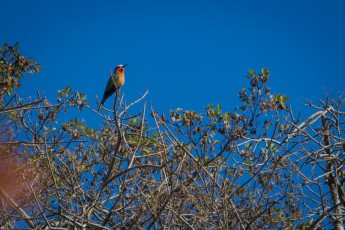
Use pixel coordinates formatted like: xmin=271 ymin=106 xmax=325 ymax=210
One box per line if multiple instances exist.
xmin=0 ymin=43 xmax=344 ymax=229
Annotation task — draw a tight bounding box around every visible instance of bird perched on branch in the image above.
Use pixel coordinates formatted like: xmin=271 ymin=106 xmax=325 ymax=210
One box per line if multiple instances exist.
xmin=98 ymin=64 xmax=128 ymax=111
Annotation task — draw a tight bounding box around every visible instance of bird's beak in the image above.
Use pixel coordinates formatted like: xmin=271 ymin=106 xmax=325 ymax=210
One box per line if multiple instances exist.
xmin=123 ymin=64 xmax=128 ymax=67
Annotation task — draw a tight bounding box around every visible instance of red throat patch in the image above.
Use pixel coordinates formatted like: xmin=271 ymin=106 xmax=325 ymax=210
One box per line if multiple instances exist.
xmin=117 ymin=68 xmax=124 ymax=73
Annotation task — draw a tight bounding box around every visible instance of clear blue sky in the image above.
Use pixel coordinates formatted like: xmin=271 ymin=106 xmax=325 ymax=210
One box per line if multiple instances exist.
xmin=2 ymin=0 xmax=345 ymax=123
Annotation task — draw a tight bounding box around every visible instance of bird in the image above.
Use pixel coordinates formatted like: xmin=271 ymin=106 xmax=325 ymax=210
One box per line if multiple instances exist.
xmin=98 ymin=64 xmax=128 ymax=111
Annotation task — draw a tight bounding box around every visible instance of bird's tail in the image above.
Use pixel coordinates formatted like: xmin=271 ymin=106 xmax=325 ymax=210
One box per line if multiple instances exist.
xmin=98 ymin=98 xmax=106 ymax=112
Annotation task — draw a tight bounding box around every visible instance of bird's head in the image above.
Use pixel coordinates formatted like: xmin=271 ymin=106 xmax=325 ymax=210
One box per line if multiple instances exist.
xmin=114 ymin=64 xmax=128 ymax=73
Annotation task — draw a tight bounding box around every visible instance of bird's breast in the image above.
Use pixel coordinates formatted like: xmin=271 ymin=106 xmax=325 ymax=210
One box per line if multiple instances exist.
xmin=115 ymin=72 xmax=125 ymax=88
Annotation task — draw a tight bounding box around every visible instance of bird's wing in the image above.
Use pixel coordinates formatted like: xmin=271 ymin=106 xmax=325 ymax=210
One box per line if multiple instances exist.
xmin=101 ymin=75 xmax=116 ymax=98
xmin=104 ymin=74 xmax=118 ymax=92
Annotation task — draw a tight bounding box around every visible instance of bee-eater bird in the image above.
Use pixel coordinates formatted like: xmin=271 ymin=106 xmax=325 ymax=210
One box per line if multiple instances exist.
xmin=98 ymin=64 xmax=128 ymax=111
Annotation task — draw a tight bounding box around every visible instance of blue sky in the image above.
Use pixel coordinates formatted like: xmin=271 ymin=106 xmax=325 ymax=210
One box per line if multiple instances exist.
xmin=2 ymin=0 xmax=345 ymax=124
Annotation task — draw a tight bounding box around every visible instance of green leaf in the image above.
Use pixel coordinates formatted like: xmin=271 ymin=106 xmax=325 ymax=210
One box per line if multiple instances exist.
xmin=6 ymin=88 xmax=12 ymax=95
xmin=269 ymin=143 xmax=278 ymax=152
xmin=12 ymin=42 xmax=19 ymax=52
xmin=248 ymin=69 xmax=255 ymax=76
xmin=280 ymin=124 xmax=289 ymax=130
xmin=274 ymin=94 xmax=289 ymax=103
xmin=282 ymin=95 xmax=289 ymax=102
xmin=142 ymin=149 xmax=150 ymax=155
xmin=129 ymin=118 xmax=139 ymax=127
xmin=262 ymin=67 xmax=270 ymax=77
xmin=217 ymin=104 xmax=222 ymax=111
xmin=65 ymin=86 xmax=71 ymax=96
xmin=245 ymin=143 xmax=252 ymax=150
